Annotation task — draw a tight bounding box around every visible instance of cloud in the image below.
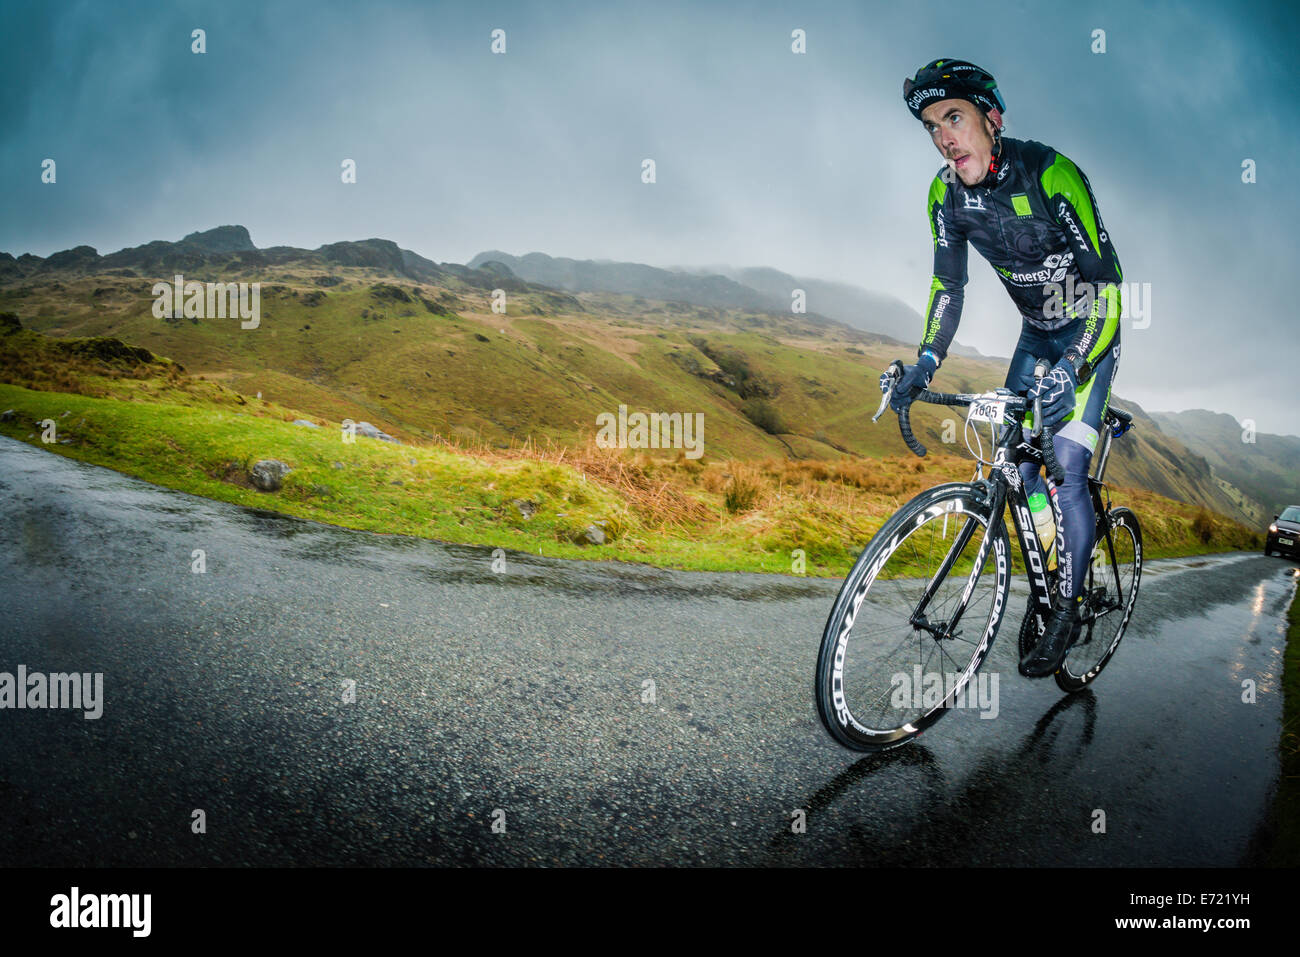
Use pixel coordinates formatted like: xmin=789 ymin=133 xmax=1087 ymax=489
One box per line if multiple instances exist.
xmin=1 ymin=0 xmax=1295 ymax=432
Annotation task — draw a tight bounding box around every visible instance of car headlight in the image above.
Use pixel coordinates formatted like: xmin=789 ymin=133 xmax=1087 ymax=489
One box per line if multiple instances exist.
xmin=1270 ymin=523 xmax=1278 ymax=533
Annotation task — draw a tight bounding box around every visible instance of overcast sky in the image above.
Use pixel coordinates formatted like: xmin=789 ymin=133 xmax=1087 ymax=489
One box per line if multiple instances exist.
xmin=2 ymin=0 xmax=1296 ymax=434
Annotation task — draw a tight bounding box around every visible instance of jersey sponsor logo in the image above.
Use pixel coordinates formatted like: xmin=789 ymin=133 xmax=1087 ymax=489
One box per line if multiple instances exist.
xmin=963 ymin=193 xmax=986 ymax=211
xmin=996 ymin=247 xmax=1077 ymax=287
xmin=933 ymin=293 xmax=951 ymax=320
xmin=1058 ymin=202 xmax=1090 ymax=253
xmin=997 ymin=161 xmax=1009 ymax=182
xmin=935 ymin=210 xmax=949 ymax=248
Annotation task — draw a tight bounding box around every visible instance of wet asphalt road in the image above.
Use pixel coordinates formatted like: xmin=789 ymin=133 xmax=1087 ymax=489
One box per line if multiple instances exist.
xmin=0 ymin=434 xmax=1293 ymax=866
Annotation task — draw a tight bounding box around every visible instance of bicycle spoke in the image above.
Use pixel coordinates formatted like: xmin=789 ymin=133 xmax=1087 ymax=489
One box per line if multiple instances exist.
xmin=820 ymin=490 xmax=1009 ymax=741
xmin=1058 ymin=512 xmax=1139 ymax=686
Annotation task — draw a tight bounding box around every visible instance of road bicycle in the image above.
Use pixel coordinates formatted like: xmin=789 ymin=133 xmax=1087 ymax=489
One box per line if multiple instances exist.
xmin=814 ymin=359 xmax=1142 ymax=751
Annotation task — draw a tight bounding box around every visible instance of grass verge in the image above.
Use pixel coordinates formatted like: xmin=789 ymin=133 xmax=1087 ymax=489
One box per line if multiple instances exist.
xmin=0 ymin=371 xmax=1266 ymax=578
xmin=1266 ymin=569 xmax=1300 ymax=865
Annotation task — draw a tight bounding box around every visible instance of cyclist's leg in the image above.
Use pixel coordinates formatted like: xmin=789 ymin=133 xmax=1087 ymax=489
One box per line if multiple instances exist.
xmin=1050 ymin=333 xmax=1121 ymax=603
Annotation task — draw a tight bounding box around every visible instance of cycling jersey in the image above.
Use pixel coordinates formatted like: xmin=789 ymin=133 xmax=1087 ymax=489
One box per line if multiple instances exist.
xmin=919 ymin=136 xmax=1123 ymax=376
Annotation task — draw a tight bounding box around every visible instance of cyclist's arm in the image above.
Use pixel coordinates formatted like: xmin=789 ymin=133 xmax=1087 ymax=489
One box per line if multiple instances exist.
xmin=1041 ymin=151 xmax=1123 ymax=378
xmin=918 ymin=172 xmax=968 ymax=366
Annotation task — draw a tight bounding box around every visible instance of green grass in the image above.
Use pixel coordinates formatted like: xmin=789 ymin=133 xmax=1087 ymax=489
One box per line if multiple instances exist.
xmin=0 ymin=371 xmax=1266 ymax=580
xmin=0 ymin=380 xmax=649 ymax=562
xmin=0 ymin=297 xmax=1268 ymax=578
xmin=5 ymin=272 xmax=1264 ymax=533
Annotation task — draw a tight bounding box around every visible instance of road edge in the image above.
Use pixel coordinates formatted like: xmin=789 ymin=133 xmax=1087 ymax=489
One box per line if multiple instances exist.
xmin=1258 ymin=566 xmax=1300 ymax=866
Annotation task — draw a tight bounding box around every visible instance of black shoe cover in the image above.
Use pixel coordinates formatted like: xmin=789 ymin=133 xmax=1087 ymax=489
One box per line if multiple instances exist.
xmin=1020 ymin=602 xmax=1080 ymax=678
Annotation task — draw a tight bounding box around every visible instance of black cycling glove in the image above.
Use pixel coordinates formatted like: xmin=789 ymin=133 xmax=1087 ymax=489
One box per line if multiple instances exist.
xmin=886 ymin=351 xmax=939 ymax=414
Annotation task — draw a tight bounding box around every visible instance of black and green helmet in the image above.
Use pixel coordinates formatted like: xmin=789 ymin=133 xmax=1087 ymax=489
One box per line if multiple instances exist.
xmin=903 ymin=58 xmax=1006 ymax=121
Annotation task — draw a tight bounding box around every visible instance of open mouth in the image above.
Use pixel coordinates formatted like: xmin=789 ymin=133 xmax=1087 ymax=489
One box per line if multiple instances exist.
xmin=953 ymin=154 xmax=970 ymax=168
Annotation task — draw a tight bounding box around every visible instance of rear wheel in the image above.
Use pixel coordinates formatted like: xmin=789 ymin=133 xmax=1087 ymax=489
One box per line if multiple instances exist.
xmin=1055 ymin=507 xmax=1142 ymax=692
xmin=815 ymin=483 xmax=1011 ymax=751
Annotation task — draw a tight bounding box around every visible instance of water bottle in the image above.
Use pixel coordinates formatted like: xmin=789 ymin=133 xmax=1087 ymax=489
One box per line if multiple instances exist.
xmin=1027 ymin=491 xmax=1058 ymax=571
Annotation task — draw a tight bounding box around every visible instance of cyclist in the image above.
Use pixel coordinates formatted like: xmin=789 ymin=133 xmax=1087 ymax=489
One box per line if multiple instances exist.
xmin=891 ymin=58 xmax=1123 ymax=678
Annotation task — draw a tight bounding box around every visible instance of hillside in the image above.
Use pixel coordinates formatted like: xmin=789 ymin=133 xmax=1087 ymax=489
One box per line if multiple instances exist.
xmin=0 ymin=225 xmax=1272 ymax=529
xmin=0 ymin=312 xmax=1262 ymax=574
xmin=1150 ymin=409 xmax=1300 ymax=523
xmin=469 ymin=250 xmax=961 ymax=355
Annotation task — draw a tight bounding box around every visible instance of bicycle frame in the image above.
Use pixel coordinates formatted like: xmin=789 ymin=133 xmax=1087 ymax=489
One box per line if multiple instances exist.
xmin=908 ymin=411 xmax=1129 ymax=645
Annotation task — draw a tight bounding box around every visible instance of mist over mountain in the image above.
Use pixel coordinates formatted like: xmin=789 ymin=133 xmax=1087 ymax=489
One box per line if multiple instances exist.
xmin=1149 ymin=409 xmax=1300 ymax=521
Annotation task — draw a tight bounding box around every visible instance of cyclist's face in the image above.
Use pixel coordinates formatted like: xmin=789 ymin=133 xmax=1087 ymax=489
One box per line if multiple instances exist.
xmin=921 ymin=99 xmax=996 ymax=186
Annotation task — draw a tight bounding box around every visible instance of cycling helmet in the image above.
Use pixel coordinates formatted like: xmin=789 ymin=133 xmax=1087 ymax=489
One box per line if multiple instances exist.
xmin=903 ymin=59 xmax=1006 ymax=123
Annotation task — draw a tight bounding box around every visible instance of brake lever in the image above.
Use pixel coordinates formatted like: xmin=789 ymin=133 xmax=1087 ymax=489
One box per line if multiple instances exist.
xmin=872 ymin=360 xmax=904 ymax=423
xmin=1031 ymin=359 xmax=1047 ymax=438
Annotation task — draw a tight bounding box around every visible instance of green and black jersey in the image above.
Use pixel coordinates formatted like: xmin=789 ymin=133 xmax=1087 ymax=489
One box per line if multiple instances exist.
xmin=921 ymin=136 xmax=1123 ymax=369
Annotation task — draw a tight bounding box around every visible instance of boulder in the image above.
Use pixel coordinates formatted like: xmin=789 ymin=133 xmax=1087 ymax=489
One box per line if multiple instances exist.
xmin=354 ymin=421 xmax=399 ymax=443
xmin=250 ymin=459 xmax=292 ymax=491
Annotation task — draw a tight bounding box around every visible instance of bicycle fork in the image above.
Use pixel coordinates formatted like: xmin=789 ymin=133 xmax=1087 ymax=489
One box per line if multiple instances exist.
xmin=907 ymin=479 xmax=1007 ymax=642
xmin=1085 ymin=480 xmax=1126 ymax=619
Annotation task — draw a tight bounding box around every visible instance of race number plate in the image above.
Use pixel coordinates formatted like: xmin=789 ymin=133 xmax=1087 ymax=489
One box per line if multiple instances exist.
xmin=967 ymin=396 xmax=1007 ymax=425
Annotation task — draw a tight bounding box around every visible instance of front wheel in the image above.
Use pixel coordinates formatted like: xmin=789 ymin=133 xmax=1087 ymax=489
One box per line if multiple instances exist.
xmin=814 ymin=483 xmax=1012 ymax=751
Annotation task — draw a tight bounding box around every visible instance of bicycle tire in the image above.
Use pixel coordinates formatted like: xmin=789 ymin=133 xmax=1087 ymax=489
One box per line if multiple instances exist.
xmin=1017 ymin=506 xmax=1142 ymax=690
xmin=1055 ymin=506 xmax=1141 ymax=691
xmin=815 ymin=482 xmax=1011 ymax=751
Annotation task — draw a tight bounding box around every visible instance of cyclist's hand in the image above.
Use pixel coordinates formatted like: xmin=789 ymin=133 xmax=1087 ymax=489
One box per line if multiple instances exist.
xmin=889 ymin=352 xmax=938 ymax=414
xmin=1029 ymin=358 xmax=1078 ymax=427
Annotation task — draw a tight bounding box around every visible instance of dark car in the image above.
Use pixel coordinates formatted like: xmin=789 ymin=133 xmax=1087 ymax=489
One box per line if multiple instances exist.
xmin=1265 ymin=505 xmax=1300 ymax=560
